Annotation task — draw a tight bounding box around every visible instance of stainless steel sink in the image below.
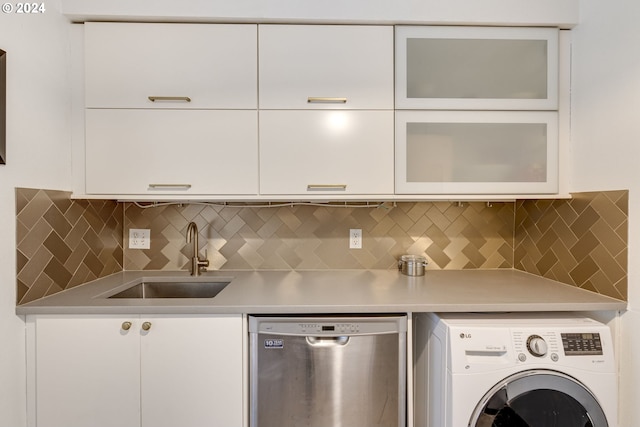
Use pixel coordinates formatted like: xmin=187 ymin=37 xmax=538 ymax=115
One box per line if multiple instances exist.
xmin=108 ymin=280 xmax=231 ymax=299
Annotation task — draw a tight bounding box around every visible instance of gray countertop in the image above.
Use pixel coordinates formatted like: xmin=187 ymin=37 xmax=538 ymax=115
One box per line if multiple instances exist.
xmin=16 ymin=269 xmax=626 ymax=315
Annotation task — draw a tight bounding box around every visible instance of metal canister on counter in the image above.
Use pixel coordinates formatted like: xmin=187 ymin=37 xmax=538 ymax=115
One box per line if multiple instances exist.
xmin=398 ymin=254 xmax=428 ymax=276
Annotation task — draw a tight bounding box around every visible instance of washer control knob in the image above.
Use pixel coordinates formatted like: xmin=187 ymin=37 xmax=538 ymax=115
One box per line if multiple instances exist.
xmin=527 ymin=335 xmax=548 ymax=357
xmin=518 ymin=353 xmax=527 ymax=362
xmin=551 ymin=353 xmax=559 ymax=362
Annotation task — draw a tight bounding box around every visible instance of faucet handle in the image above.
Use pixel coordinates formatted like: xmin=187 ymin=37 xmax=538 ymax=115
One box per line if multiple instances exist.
xmin=200 ymin=249 xmax=210 ymax=271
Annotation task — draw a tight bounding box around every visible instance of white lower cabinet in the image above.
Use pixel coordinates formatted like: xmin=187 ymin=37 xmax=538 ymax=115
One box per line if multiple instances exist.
xmin=28 ymin=314 xmax=244 ymax=427
xmin=259 ymin=110 xmax=394 ymax=196
xmin=85 ymin=109 xmax=258 ymax=196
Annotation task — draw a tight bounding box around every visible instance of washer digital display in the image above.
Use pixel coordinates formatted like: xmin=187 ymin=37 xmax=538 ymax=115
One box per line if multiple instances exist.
xmin=561 ymin=332 xmax=603 ymax=356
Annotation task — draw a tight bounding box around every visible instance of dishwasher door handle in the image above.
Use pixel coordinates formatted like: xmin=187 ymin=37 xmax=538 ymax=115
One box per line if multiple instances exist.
xmin=306 ymin=336 xmax=350 ymax=347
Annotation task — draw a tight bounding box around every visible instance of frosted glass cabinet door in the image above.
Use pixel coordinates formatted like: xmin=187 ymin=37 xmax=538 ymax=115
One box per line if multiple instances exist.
xmin=395 ymin=26 xmax=558 ymax=110
xmin=395 ymin=111 xmax=559 ymax=195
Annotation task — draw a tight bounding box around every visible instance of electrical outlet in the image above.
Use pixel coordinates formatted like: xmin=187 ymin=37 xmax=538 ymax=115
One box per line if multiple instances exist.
xmin=349 ymin=228 xmax=362 ymax=249
xmin=129 ymin=229 xmax=150 ymax=249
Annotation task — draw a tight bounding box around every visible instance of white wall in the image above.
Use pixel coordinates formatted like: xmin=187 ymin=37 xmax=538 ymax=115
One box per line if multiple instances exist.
xmin=0 ymin=2 xmax=72 ymax=425
xmin=572 ymin=1 xmax=640 ymax=425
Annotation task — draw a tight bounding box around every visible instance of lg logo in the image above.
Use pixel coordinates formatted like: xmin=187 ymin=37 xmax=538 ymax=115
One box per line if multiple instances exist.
xmin=459 ymin=333 xmax=472 ymax=339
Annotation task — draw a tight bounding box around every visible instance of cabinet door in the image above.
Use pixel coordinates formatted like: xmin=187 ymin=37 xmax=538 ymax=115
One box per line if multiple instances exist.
xmin=395 ymin=111 xmax=559 ymax=195
xmin=85 ymin=23 xmax=257 ymax=109
xmin=260 ymin=110 xmax=394 ymax=195
xmin=85 ymin=109 xmax=258 ymax=196
xmin=34 ymin=316 xmax=140 ymax=427
xmin=395 ymin=26 xmax=558 ymax=110
xmin=259 ymin=25 xmax=393 ymax=109
xmin=140 ymin=315 xmax=244 ymax=427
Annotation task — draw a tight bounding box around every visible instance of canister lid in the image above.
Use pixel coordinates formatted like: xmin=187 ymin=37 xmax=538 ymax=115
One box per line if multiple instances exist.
xmin=400 ymin=254 xmax=426 ymax=263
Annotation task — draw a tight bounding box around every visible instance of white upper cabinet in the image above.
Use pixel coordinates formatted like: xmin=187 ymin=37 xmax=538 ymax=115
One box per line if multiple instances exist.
xmin=85 ymin=23 xmax=257 ymax=109
xmin=82 ymin=22 xmax=259 ymax=197
xmin=395 ymin=26 xmax=559 ymax=110
xmin=75 ymin=20 xmax=568 ymax=200
xmin=395 ymin=111 xmax=559 ymax=195
xmin=85 ymin=109 xmax=258 ymax=196
xmin=259 ymin=25 xmax=394 ymax=109
xmin=257 ymin=24 xmax=395 ymax=197
xmin=260 ymin=110 xmax=394 ymax=195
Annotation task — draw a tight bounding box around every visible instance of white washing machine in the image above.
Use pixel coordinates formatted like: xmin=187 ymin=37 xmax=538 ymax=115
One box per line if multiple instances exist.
xmin=414 ymin=313 xmax=617 ymax=427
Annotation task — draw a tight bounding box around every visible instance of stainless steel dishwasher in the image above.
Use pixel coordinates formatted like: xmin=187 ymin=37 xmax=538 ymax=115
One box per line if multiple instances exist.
xmin=249 ymin=315 xmax=407 ymax=427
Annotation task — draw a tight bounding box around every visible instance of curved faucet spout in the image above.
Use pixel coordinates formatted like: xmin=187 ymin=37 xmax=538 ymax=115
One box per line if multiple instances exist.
xmin=186 ymin=222 xmax=209 ymax=276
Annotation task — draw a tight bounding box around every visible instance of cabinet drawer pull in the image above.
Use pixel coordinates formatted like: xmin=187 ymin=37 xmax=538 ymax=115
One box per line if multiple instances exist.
xmin=307 ymin=97 xmax=347 ymax=104
xmin=121 ymin=321 xmax=132 ymax=331
xmin=142 ymin=322 xmax=152 ymax=331
xmin=148 ymin=96 xmax=192 ymax=103
xmin=149 ymin=184 xmax=192 ymax=191
xmin=307 ymin=184 xmax=347 ymax=191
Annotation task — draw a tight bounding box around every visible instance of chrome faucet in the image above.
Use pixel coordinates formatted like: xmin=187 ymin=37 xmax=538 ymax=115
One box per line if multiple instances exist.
xmin=186 ymin=222 xmax=209 ymax=276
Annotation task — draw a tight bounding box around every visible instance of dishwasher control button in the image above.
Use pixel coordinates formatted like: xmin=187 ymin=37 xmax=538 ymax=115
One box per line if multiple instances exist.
xmin=337 ymin=324 xmax=359 ymax=333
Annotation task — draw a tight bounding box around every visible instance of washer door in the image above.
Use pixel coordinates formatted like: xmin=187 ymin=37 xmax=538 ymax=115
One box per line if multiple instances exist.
xmin=470 ymin=370 xmax=608 ymax=427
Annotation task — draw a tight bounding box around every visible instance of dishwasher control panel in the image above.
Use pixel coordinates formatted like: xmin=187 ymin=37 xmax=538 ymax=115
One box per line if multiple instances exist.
xmin=249 ymin=315 xmax=407 ymax=336
xmin=298 ymin=322 xmax=361 ymax=334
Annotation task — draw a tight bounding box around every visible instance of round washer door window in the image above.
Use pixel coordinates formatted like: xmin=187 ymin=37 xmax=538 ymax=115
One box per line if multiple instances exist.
xmin=470 ymin=369 xmax=608 ymax=427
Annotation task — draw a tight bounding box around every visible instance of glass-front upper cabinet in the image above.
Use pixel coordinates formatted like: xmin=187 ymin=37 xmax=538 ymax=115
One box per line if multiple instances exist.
xmin=395 ymin=26 xmax=559 ymax=110
xmin=395 ymin=111 xmax=558 ymax=195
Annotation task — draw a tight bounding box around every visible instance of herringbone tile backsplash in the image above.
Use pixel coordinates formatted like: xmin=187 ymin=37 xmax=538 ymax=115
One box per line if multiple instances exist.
xmin=515 ymin=190 xmax=628 ymax=300
xmin=16 ymin=188 xmax=123 ymax=304
xmin=16 ymin=188 xmax=628 ymax=304
xmin=123 ymin=201 xmax=514 ymax=271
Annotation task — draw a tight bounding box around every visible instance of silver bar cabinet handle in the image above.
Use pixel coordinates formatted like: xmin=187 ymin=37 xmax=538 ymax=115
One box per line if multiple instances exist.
xmin=148 ymin=96 xmax=192 ymax=102
xmin=307 ymin=184 xmax=347 ymax=191
xmin=149 ymin=184 xmax=192 ymax=190
xmin=307 ymin=97 xmax=347 ymax=104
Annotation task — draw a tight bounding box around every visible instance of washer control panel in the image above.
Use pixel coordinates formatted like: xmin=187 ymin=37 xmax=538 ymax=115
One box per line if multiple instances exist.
xmin=513 ymin=330 xmax=560 ymax=362
xmin=441 ymin=315 xmax=614 ymax=374
xmin=513 ymin=330 xmax=604 ymax=363
xmin=561 ymin=332 xmax=603 ymax=356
